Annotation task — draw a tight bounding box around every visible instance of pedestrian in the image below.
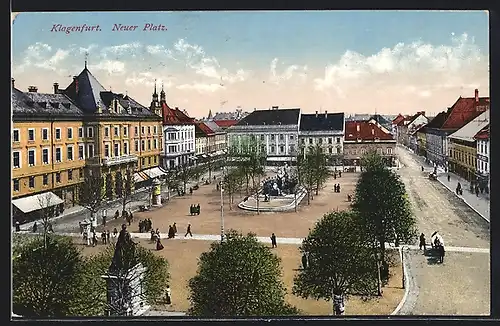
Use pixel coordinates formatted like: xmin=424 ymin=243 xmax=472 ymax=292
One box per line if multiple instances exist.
xmin=337 ymin=184 xmax=341 ymax=193
xmin=156 ymin=237 xmax=164 ymax=251
xmin=33 ymin=222 xmax=38 ymax=233
xmin=190 ymin=205 xmax=193 ymax=216
xmin=421 ymin=166 xmax=424 ymax=172
xmin=106 ymin=229 xmax=111 ymax=244
xmin=419 ymin=233 xmax=426 ymax=251
xmin=92 ymin=231 xmax=98 ymax=247
xmin=185 ymin=224 xmax=193 ymax=237
xmin=196 ymin=204 xmax=200 ymax=215
xmin=271 ymin=233 xmax=277 ymax=248
xmin=102 ymin=215 xmax=107 ymax=227
xmin=190 ymin=187 xmax=193 ymax=195
xmin=334 ymin=173 xmax=337 ymax=180
xmin=151 ymin=230 xmax=156 ymax=242
xmin=476 ymin=186 xmax=480 ymax=197
xmin=15 ymin=221 xmax=20 ymax=232
xmin=338 ymin=171 xmax=341 ymax=178
xmin=165 ymin=285 xmax=172 ymax=305
xmin=101 ymin=231 xmax=107 ymax=245
xmin=447 ymin=174 xmax=450 ymax=182
xmin=112 ymin=227 xmax=118 ymax=241
xmin=173 ymin=222 xmax=177 ymax=235
xmin=79 ymin=222 xmax=84 ymax=234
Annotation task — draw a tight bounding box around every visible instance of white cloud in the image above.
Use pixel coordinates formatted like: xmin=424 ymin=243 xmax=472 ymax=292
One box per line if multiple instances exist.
xmin=125 ymin=71 xmax=174 ymax=88
xmin=89 ymin=60 xmax=126 ymax=74
xmin=269 ymin=58 xmax=308 ymax=85
xmin=314 ymin=32 xmax=484 ymax=94
xmin=177 ymin=82 xmax=223 ymax=93
xmin=101 ymin=42 xmax=142 ymax=57
xmin=146 ymin=45 xmax=166 ymax=55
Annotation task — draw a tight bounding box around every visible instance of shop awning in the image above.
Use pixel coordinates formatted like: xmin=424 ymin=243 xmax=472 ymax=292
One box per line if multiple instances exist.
xmin=134 ymin=171 xmax=150 ymax=183
xmin=202 ymin=154 xmax=208 ymax=158
xmin=12 ymin=192 xmax=64 ymax=214
xmin=143 ymin=166 xmax=167 ymax=179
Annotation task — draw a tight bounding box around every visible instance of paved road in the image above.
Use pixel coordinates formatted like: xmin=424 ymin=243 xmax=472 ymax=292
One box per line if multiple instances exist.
xmin=395 ymin=146 xmax=490 ymax=315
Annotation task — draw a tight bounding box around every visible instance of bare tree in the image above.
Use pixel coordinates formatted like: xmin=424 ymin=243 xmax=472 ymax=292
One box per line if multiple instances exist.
xmin=164 ymin=168 xmax=180 ymax=201
xmin=36 ymin=193 xmax=56 ymax=248
xmin=222 ymin=168 xmax=244 ymax=210
xmin=117 ymin=167 xmax=136 ymax=214
xmin=78 ymin=168 xmax=107 ymax=222
xmin=177 ymin=162 xmax=197 ymax=194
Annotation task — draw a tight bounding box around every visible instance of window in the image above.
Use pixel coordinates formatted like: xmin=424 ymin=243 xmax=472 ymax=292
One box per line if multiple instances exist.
xmin=135 ymin=126 xmax=139 ymax=135
xmin=55 ymin=148 xmax=62 ymax=162
xmin=78 ymin=145 xmax=84 ymax=159
xmin=105 ymin=127 xmax=110 ymax=137
xmin=114 ymin=143 xmax=120 ymax=156
xmin=142 ymin=158 xmax=146 ymax=165
xmin=28 ymin=149 xmax=36 ymax=166
xmin=485 ymin=162 xmax=488 ymax=171
xmin=13 ymin=179 xmax=20 ymax=191
xmin=13 ymin=129 xmax=20 ymax=142
xmin=67 ymin=127 xmax=73 ymax=139
xmin=78 ymin=127 xmax=83 ymax=138
xmin=147 ymin=140 xmax=151 ymax=150
xmin=279 ymin=145 xmax=285 ymax=153
xmin=154 ymin=156 xmax=157 ymax=163
xmin=56 ymin=172 xmax=61 ymax=183
xmin=29 ymin=176 xmax=35 ymax=188
xmin=141 ymin=140 xmax=145 ymax=151
xmin=105 ymin=144 xmax=110 ymax=157
xmin=485 ymin=144 xmax=488 ymax=155
xmin=301 ymin=138 xmax=305 ymax=144
xmin=40 ymin=129 xmax=52 ymax=143
xmin=387 ymin=148 xmax=393 ymax=155
xmin=148 ymin=157 xmax=151 ymax=164
xmin=336 ymin=137 xmax=341 ymax=143
xmin=42 ymin=148 xmax=49 ymax=164
xmin=270 ymin=145 xmax=275 ymax=153
xmin=148 ymin=126 xmax=151 ymax=134
xmin=13 ymin=152 xmax=20 ymax=168
xmin=280 ymin=134 xmax=284 ymax=141
xmin=141 ymin=126 xmax=145 ymax=134
xmin=114 ymin=126 xmax=119 ymax=137
xmin=88 ymin=144 xmax=94 ymax=158
xmin=43 ymin=174 xmax=48 ymax=186
xmin=290 ymin=135 xmax=294 ymax=140
xmin=123 ymin=142 xmax=129 ymax=155
xmin=154 ymin=126 xmax=157 ymax=134
xmin=55 ymin=128 xmax=61 ymax=140
xmin=87 ymin=127 xmax=94 ymax=138
xmin=270 ymin=135 xmax=275 ymax=141
xmin=67 ymin=146 xmax=74 ymax=161
xmin=328 ymin=138 xmax=333 ymax=144
xmin=319 ymin=138 xmax=323 ymax=144
xmin=68 ymin=169 xmax=73 ymax=181
xmin=123 ymin=126 xmax=128 ymax=136
xmin=260 ymin=135 xmax=265 ymax=141
xmin=135 ymin=140 xmax=139 ymax=152
xmin=28 ymin=128 xmax=35 ymax=141
xmin=309 ymin=138 xmax=313 ymax=144
xmin=289 ymin=145 xmax=295 ymax=153
xmin=329 ymin=148 xmax=333 ymax=153
xmin=154 ymin=139 xmax=158 ymax=149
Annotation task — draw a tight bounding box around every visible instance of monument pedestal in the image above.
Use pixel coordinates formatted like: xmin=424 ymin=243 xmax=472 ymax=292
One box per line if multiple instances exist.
xmin=152 ymin=179 xmax=162 ymax=207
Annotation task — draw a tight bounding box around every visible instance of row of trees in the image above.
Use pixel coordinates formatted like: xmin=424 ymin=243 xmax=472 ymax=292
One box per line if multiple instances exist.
xmin=12 ymin=234 xmax=170 ymax=317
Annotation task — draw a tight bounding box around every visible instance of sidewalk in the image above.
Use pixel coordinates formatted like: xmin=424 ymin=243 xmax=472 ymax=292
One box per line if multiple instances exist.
xmin=401 ymin=146 xmax=490 ymax=222
xmin=15 ymin=170 xmax=223 ymax=232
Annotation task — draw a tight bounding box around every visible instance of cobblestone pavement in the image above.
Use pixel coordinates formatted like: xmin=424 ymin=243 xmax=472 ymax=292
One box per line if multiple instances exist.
xmin=395 ymin=147 xmax=490 ymax=315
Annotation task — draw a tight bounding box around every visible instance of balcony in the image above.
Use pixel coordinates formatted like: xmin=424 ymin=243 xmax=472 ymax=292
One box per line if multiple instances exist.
xmin=102 ymin=154 xmax=138 ymax=167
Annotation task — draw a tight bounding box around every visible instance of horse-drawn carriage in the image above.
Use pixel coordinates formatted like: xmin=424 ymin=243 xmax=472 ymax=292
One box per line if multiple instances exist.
xmin=429 ymin=172 xmax=437 ymax=181
xmin=430 ymin=232 xmax=445 ymax=263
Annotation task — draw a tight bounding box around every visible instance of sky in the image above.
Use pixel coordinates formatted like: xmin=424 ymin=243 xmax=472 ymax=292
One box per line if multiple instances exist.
xmin=12 ymin=11 xmax=489 ymax=118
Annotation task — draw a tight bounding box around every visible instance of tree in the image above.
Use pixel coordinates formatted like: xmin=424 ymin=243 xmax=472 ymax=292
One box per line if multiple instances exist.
xmin=298 ymin=146 xmax=317 ymax=205
xmin=193 ymin=164 xmax=206 ymax=184
xmin=188 ymin=230 xmax=299 ymax=317
xmin=116 ymin=166 xmax=136 ymax=213
xmin=164 ymin=167 xmax=180 ymax=200
xmin=78 ymin=168 xmax=107 ymax=221
xmin=36 ymin=192 xmax=57 ymax=248
xmin=310 ymin=144 xmax=331 ymax=195
xmin=292 ymin=211 xmax=378 ymax=315
xmin=222 ymin=167 xmax=244 ymax=209
xmin=352 ymin=151 xmax=417 ymax=264
xmin=12 ymin=235 xmax=87 ymax=317
xmin=81 ymin=243 xmax=170 ymax=316
xmin=177 ymin=162 xmax=197 ymax=193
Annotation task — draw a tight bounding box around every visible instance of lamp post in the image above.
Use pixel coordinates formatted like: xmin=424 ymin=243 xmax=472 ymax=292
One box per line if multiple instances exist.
xmin=220 ymin=167 xmax=225 ymax=242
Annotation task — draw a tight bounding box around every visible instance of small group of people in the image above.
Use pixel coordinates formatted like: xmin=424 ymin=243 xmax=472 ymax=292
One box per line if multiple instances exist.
xmin=32 ymin=221 xmax=54 ymax=233
xmin=83 ymin=227 xmax=118 ymax=247
xmin=333 ymin=170 xmax=342 ymax=179
xmin=333 ymin=184 xmax=341 ymax=193
xmin=177 ymin=188 xmax=186 ymax=196
xmin=419 ymin=231 xmax=445 ymax=263
xmin=167 ymin=223 xmax=177 ymax=239
xmin=139 ymin=219 xmax=153 ymax=233
xmin=189 ymin=204 xmax=201 ymax=216
xmin=456 ymin=182 xmax=463 ymax=195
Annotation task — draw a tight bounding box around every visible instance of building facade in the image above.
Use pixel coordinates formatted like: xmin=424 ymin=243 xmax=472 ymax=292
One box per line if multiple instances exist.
xmin=150 ymin=85 xmax=196 ymax=170
xmin=415 ymin=125 xmax=428 ymax=157
xmin=299 ymin=111 xmax=345 ymax=165
xmin=227 ymin=107 xmax=300 ymax=165
xmin=474 ymin=125 xmax=489 ymax=191
xmin=343 ymin=121 xmax=397 ymax=167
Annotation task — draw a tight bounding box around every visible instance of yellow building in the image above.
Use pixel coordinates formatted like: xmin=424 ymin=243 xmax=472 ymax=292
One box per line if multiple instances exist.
xmin=12 ymin=85 xmax=86 ymax=222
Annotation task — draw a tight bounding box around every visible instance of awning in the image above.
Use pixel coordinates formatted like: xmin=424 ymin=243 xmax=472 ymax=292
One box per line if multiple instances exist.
xmin=12 ymin=192 xmax=64 ymax=214
xmin=202 ymin=154 xmax=208 ymax=158
xmin=134 ymin=171 xmax=150 ymax=183
xmin=143 ymin=167 xmax=167 ymax=179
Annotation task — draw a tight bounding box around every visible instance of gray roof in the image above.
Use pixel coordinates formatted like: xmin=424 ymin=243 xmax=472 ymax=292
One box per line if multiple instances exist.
xmin=12 ymin=87 xmax=83 ymax=117
xmin=203 ymin=120 xmax=223 ymax=132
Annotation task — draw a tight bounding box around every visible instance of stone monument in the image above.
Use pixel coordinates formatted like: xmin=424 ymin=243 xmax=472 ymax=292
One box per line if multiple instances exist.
xmin=102 ymin=224 xmax=149 ymax=316
xmin=152 ymin=179 xmax=162 ymax=206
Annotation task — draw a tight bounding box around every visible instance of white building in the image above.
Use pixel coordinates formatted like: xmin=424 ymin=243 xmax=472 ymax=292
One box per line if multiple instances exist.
xmin=299 ymin=111 xmax=345 ymax=165
xmin=474 ymin=125 xmax=489 ymax=190
xmin=226 ymin=107 xmax=300 ymax=165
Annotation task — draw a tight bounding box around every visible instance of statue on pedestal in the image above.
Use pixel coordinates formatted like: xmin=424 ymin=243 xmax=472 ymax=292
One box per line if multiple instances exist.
xmin=109 ymin=224 xmax=137 ymax=273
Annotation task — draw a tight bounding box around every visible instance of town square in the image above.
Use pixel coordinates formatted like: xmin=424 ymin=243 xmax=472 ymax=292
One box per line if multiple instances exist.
xmin=11 ymin=11 xmax=490 ymax=318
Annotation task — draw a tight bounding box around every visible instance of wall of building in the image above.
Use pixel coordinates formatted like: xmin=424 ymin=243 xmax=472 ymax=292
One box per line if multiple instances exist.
xmin=299 ymin=133 xmax=344 ymax=155
xmin=162 ymin=124 xmax=195 ymax=169
xmin=343 ymin=141 xmax=396 ymax=161
xmin=449 ymin=140 xmax=477 ymax=181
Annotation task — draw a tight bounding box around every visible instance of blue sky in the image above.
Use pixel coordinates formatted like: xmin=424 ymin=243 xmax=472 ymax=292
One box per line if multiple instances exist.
xmin=12 ymin=11 xmax=489 ymax=117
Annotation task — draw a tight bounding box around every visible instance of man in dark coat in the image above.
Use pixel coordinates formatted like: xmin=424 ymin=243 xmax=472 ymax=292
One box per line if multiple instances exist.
xmin=185 ymin=224 xmax=193 ymax=237
xmin=271 ymin=233 xmax=277 ymax=248
xmin=419 ymin=233 xmax=426 ymax=251
xmin=196 ymin=204 xmax=201 ymax=215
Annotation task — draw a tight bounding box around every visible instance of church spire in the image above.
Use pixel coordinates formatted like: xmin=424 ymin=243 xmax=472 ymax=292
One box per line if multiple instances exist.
xmin=160 ymin=82 xmax=166 ymax=103
xmin=84 ymin=52 xmax=88 ymax=69
xmin=154 ymin=79 xmax=157 ymax=95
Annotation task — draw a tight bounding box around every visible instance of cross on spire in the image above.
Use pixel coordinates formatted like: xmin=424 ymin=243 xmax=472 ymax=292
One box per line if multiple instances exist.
xmin=84 ymin=52 xmax=89 ymax=68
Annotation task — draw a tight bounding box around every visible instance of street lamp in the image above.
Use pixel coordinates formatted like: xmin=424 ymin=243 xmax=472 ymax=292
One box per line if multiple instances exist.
xmin=220 ymin=167 xmax=225 ymax=242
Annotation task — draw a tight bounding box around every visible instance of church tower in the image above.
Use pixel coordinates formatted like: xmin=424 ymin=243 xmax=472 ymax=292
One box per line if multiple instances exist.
xmin=160 ymin=83 xmax=166 ymax=104
xmin=207 ymin=109 xmax=213 ymax=120
xmin=150 ymin=80 xmax=162 ymax=117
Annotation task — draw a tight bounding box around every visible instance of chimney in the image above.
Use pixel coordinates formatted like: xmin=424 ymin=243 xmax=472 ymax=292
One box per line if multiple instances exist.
xmin=356 ymin=124 xmax=360 ymax=132
xmin=475 ymin=89 xmax=479 ymax=102
xmin=28 ymin=86 xmax=38 ymax=93
xmin=53 ymin=83 xmax=59 ymax=94
xmin=421 ymin=111 xmax=425 ymax=116
xmin=11 ymin=78 xmax=15 ymax=88
xmin=73 ymin=76 xmax=79 ymax=94
xmin=325 ymin=110 xmax=328 ymax=118
xmin=371 ymin=128 xmax=374 ymax=135
xmin=315 ymin=111 xmax=318 ymax=117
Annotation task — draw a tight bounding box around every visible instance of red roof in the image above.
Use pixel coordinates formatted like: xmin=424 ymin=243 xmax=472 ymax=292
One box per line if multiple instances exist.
xmin=161 ymin=102 xmax=195 ymax=125
xmin=392 ymin=114 xmax=405 ymax=125
xmin=441 ymin=94 xmax=489 ymax=130
xmin=196 ymin=122 xmax=215 ymax=136
xmin=345 ymin=121 xmax=394 ymax=141
xmin=474 ymin=125 xmax=489 ymax=140
xmin=214 ymin=119 xmax=238 ymax=128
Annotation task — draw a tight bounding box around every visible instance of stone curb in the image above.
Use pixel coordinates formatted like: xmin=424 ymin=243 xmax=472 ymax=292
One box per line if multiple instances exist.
xmin=391 ymin=247 xmax=410 ymax=315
